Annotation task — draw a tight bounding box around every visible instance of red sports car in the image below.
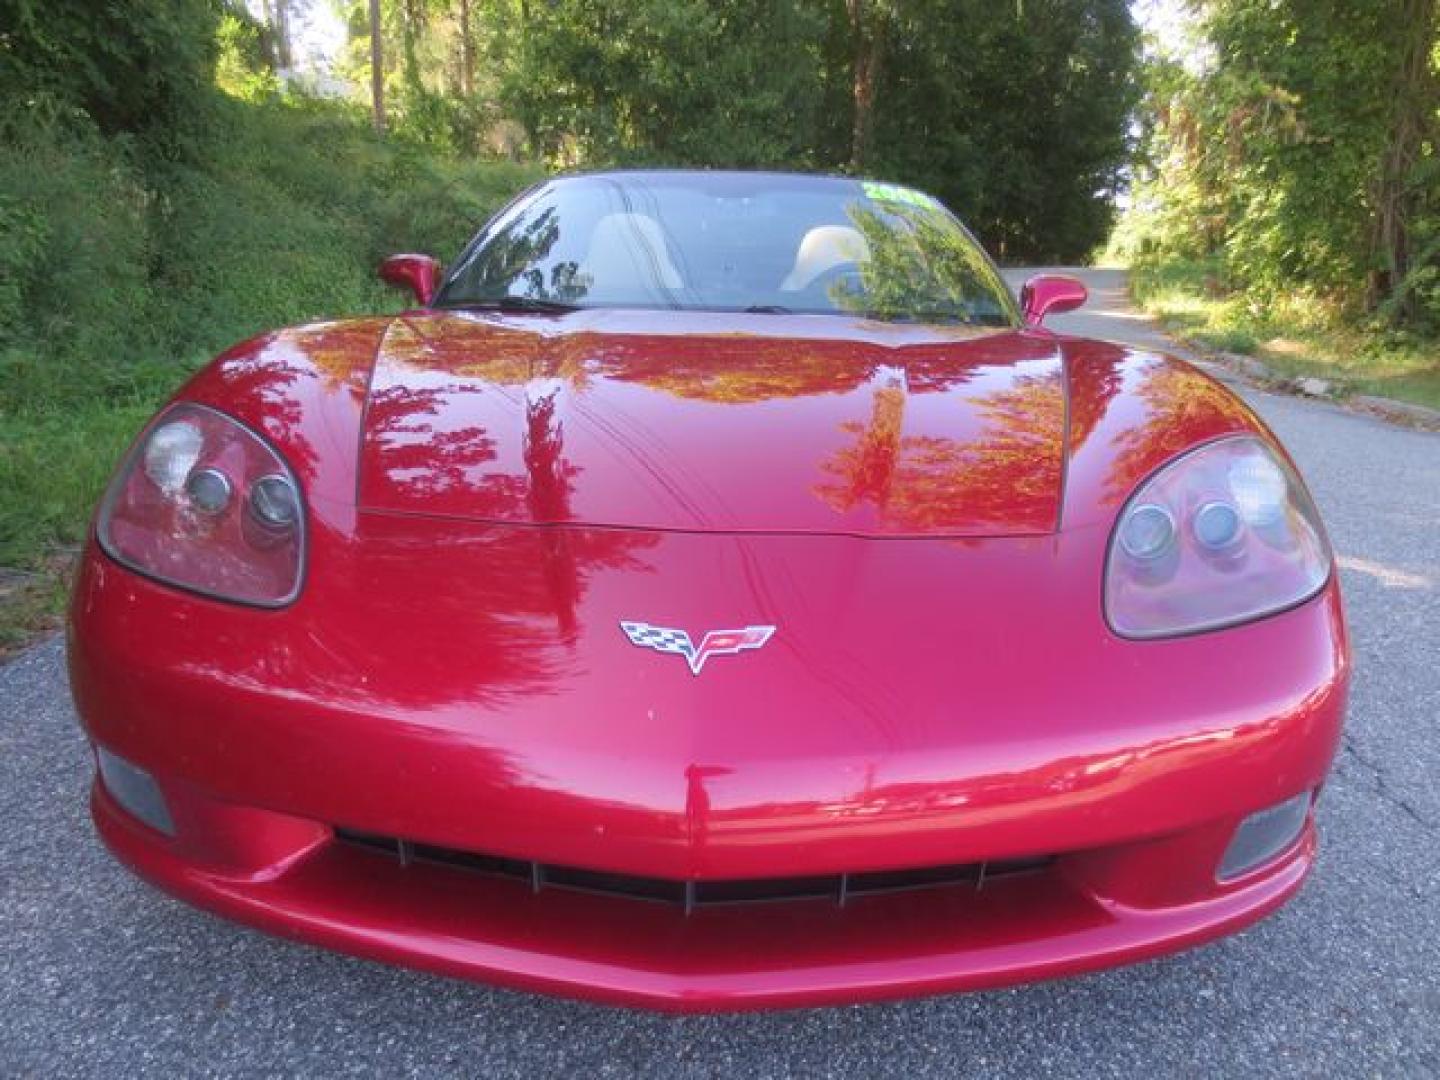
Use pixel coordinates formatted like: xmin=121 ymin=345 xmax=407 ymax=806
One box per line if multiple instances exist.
xmin=69 ymin=171 xmax=1348 ymax=1011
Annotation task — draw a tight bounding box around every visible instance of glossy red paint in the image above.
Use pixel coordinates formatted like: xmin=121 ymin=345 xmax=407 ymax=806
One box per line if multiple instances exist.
xmin=68 ymin=307 xmax=1349 ymax=1011
xmin=1021 ymin=274 xmax=1089 ymax=327
xmin=378 ymin=254 xmax=442 ymax=306
xmin=91 ymin=779 xmax=1317 ymax=1011
xmin=360 ymin=311 xmax=1069 ymax=536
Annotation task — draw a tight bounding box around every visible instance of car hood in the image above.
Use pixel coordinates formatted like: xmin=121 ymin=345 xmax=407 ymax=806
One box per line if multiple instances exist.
xmin=357 ymin=310 xmax=1068 ymax=537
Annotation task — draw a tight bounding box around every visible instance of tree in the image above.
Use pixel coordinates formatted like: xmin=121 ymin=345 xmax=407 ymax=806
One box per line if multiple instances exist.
xmin=846 ymin=0 xmax=894 ymax=170
xmin=0 ymin=0 xmax=221 ymax=145
xmin=1125 ymin=0 xmax=1440 ymax=329
xmin=369 ymin=0 xmax=386 ymax=132
xmin=329 ymin=0 xmax=1139 ymax=261
xmin=458 ymin=0 xmax=476 ymax=98
xmin=273 ymin=0 xmax=293 ymax=69
xmin=1368 ymin=0 xmax=1439 ymax=323
xmin=868 ymin=0 xmax=1140 ymax=261
xmin=496 ymin=0 xmax=835 ymax=168
xmin=488 ymin=0 xmax=1136 ymax=259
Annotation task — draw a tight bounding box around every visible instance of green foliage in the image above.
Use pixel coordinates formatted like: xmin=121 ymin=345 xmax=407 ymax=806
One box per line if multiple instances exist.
xmin=1116 ymin=0 xmax=1440 ymax=335
xmin=0 ymin=197 xmax=48 ymax=344
xmin=496 ymin=0 xmax=838 ymax=169
xmin=150 ymin=98 xmax=538 ymax=354
xmin=0 ymin=116 xmax=158 ymax=409
xmin=1381 ymin=154 xmax=1440 ymax=331
xmin=1130 ymin=257 xmax=1440 ymax=410
xmin=870 ymin=0 xmax=1140 ymax=262
xmin=1199 ymin=3 xmax=1399 ymax=298
xmin=0 ymin=403 xmax=158 ymax=567
xmin=215 ymin=4 xmax=281 ymax=102
xmin=0 ymin=0 xmax=221 ymax=149
xmin=370 ymin=0 xmax=1135 ymax=262
xmin=335 ymin=0 xmax=499 ymax=154
xmin=0 ymin=89 xmax=539 ymax=612
xmin=0 ymin=93 xmax=538 ymax=413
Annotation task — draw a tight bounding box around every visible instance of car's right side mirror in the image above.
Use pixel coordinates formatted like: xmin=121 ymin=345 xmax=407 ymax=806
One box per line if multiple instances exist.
xmin=1020 ymin=274 xmax=1087 ymax=327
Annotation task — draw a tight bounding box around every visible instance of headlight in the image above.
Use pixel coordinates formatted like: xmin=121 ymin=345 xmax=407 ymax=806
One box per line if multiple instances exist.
xmin=98 ymin=403 xmax=306 ymax=606
xmin=1104 ymin=435 xmax=1330 ymax=639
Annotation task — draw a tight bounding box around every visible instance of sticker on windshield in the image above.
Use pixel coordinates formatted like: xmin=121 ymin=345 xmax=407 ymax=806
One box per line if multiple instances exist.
xmin=861 ymin=181 xmax=938 ymax=211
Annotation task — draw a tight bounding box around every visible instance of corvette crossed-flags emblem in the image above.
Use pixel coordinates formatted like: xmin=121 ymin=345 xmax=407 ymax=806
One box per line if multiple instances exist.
xmin=619 ymin=621 xmax=776 ymax=676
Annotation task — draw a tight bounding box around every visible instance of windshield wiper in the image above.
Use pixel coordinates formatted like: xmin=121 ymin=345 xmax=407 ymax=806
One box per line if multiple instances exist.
xmin=742 ymin=304 xmax=793 ymax=314
xmin=444 ymin=296 xmax=582 ymax=314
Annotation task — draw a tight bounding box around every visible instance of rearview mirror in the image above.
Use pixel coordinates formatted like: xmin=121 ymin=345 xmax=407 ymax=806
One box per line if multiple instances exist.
xmin=379 ymin=254 xmax=442 ymax=306
xmin=1020 ymin=274 xmax=1087 ymax=327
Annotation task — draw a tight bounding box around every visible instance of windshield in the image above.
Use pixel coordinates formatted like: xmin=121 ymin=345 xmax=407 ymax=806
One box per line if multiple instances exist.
xmin=436 ymin=172 xmax=1020 ymax=327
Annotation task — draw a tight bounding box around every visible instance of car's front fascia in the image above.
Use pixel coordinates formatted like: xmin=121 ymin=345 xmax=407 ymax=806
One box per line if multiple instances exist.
xmin=68 ymin=305 xmax=1348 ymax=1012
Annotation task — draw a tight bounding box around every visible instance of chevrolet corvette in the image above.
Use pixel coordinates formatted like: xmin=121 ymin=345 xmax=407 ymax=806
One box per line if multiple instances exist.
xmin=69 ymin=170 xmax=1348 ymax=1011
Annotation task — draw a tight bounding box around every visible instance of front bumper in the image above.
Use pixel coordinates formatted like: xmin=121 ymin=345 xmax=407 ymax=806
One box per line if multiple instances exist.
xmin=70 ymin=518 xmax=1348 ymax=1010
xmin=92 ymin=772 xmax=1315 ymax=1012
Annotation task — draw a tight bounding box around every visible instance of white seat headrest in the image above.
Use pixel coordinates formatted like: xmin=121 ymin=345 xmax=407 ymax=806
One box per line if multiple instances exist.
xmin=579 ymin=213 xmax=684 ymax=301
xmin=780 ymin=226 xmax=871 ymax=292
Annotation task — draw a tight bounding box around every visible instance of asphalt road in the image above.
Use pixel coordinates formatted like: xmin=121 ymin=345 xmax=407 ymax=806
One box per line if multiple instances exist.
xmin=3 ymin=269 xmax=1438 ymax=1077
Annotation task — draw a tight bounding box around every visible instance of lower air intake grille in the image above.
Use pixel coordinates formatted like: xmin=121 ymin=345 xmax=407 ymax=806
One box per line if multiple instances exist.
xmin=335 ymin=829 xmax=1051 ymax=914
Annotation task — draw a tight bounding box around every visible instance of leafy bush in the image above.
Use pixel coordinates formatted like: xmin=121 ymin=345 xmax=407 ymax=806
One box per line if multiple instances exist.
xmin=1116 ymin=1 xmax=1440 ymax=334
xmin=500 ymin=0 xmax=836 ymax=170
xmin=0 ymin=88 xmax=540 ymax=610
xmin=0 ymin=116 xmax=158 ymax=411
xmin=0 ymin=0 xmax=220 ymax=149
xmin=149 ymin=97 xmax=539 ymax=355
xmin=215 ymin=5 xmax=280 ymax=102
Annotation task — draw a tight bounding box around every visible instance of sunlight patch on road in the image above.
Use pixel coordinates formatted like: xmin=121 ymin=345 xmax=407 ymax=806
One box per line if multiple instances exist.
xmin=1086 ymin=309 xmax=1155 ymax=322
xmin=1338 ymin=555 xmax=1433 ymax=590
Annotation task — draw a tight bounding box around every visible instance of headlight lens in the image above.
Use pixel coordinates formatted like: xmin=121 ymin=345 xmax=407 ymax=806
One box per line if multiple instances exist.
xmin=98 ymin=403 xmax=306 ymax=606
xmin=1105 ymin=436 xmax=1330 ymax=639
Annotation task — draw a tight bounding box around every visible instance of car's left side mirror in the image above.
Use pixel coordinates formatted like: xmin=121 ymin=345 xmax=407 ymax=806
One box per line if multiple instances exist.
xmin=379 ymin=254 xmax=442 ymax=307
xmin=1020 ymin=274 xmax=1087 ymax=327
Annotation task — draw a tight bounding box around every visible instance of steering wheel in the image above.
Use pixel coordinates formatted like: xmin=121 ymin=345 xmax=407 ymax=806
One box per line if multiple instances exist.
xmin=803 ymin=262 xmax=867 ymax=310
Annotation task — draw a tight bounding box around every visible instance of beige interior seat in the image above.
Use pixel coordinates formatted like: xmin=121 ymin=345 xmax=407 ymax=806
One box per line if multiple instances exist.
xmin=578 ymin=213 xmax=685 ymax=300
xmin=779 ymin=226 xmax=871 ymax=292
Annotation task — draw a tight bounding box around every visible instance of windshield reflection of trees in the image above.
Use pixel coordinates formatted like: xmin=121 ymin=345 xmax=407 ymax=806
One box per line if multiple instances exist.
xmin=829 ymin=204 xmax=1016 ymax=327
xmin=446 ymin=193 xmax=1017 ymax=321
xmin=449 ymin=205 xmax=590 ymax=303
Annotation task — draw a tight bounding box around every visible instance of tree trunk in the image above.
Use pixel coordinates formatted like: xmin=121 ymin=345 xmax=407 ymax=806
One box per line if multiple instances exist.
xmin=273 ymin=0 xmax=292 ymax=69
xmin=847 ymin=1 xmax=886 ymax=172
xmin=459 ymin=0 xmax=475 ymax=98
xmin=1368 ymin=0 xmax=1438 ymax=321
xmin=259 ymin=0 xmax=278 ymax=67
xmin=400 ymin=0 xmax=424 ymax=100
xmin=369 ymin=0 xmax=387 ymax=134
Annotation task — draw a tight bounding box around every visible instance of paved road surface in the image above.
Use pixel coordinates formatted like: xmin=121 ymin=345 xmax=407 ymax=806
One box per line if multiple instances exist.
xmin=3 ymin=269 xmax=1437 ymax=1077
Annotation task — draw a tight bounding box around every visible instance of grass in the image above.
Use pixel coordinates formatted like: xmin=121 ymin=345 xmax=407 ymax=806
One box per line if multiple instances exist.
xmin=0 ymin=558 xmax=74 ymax=655
xmin=1129 ymin=258 xmax=1440 ymax=411
xmin=0 ymin=94 xmax=540 ymax=656
xmin=0 ymin=402 xmax=159 ymax=654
